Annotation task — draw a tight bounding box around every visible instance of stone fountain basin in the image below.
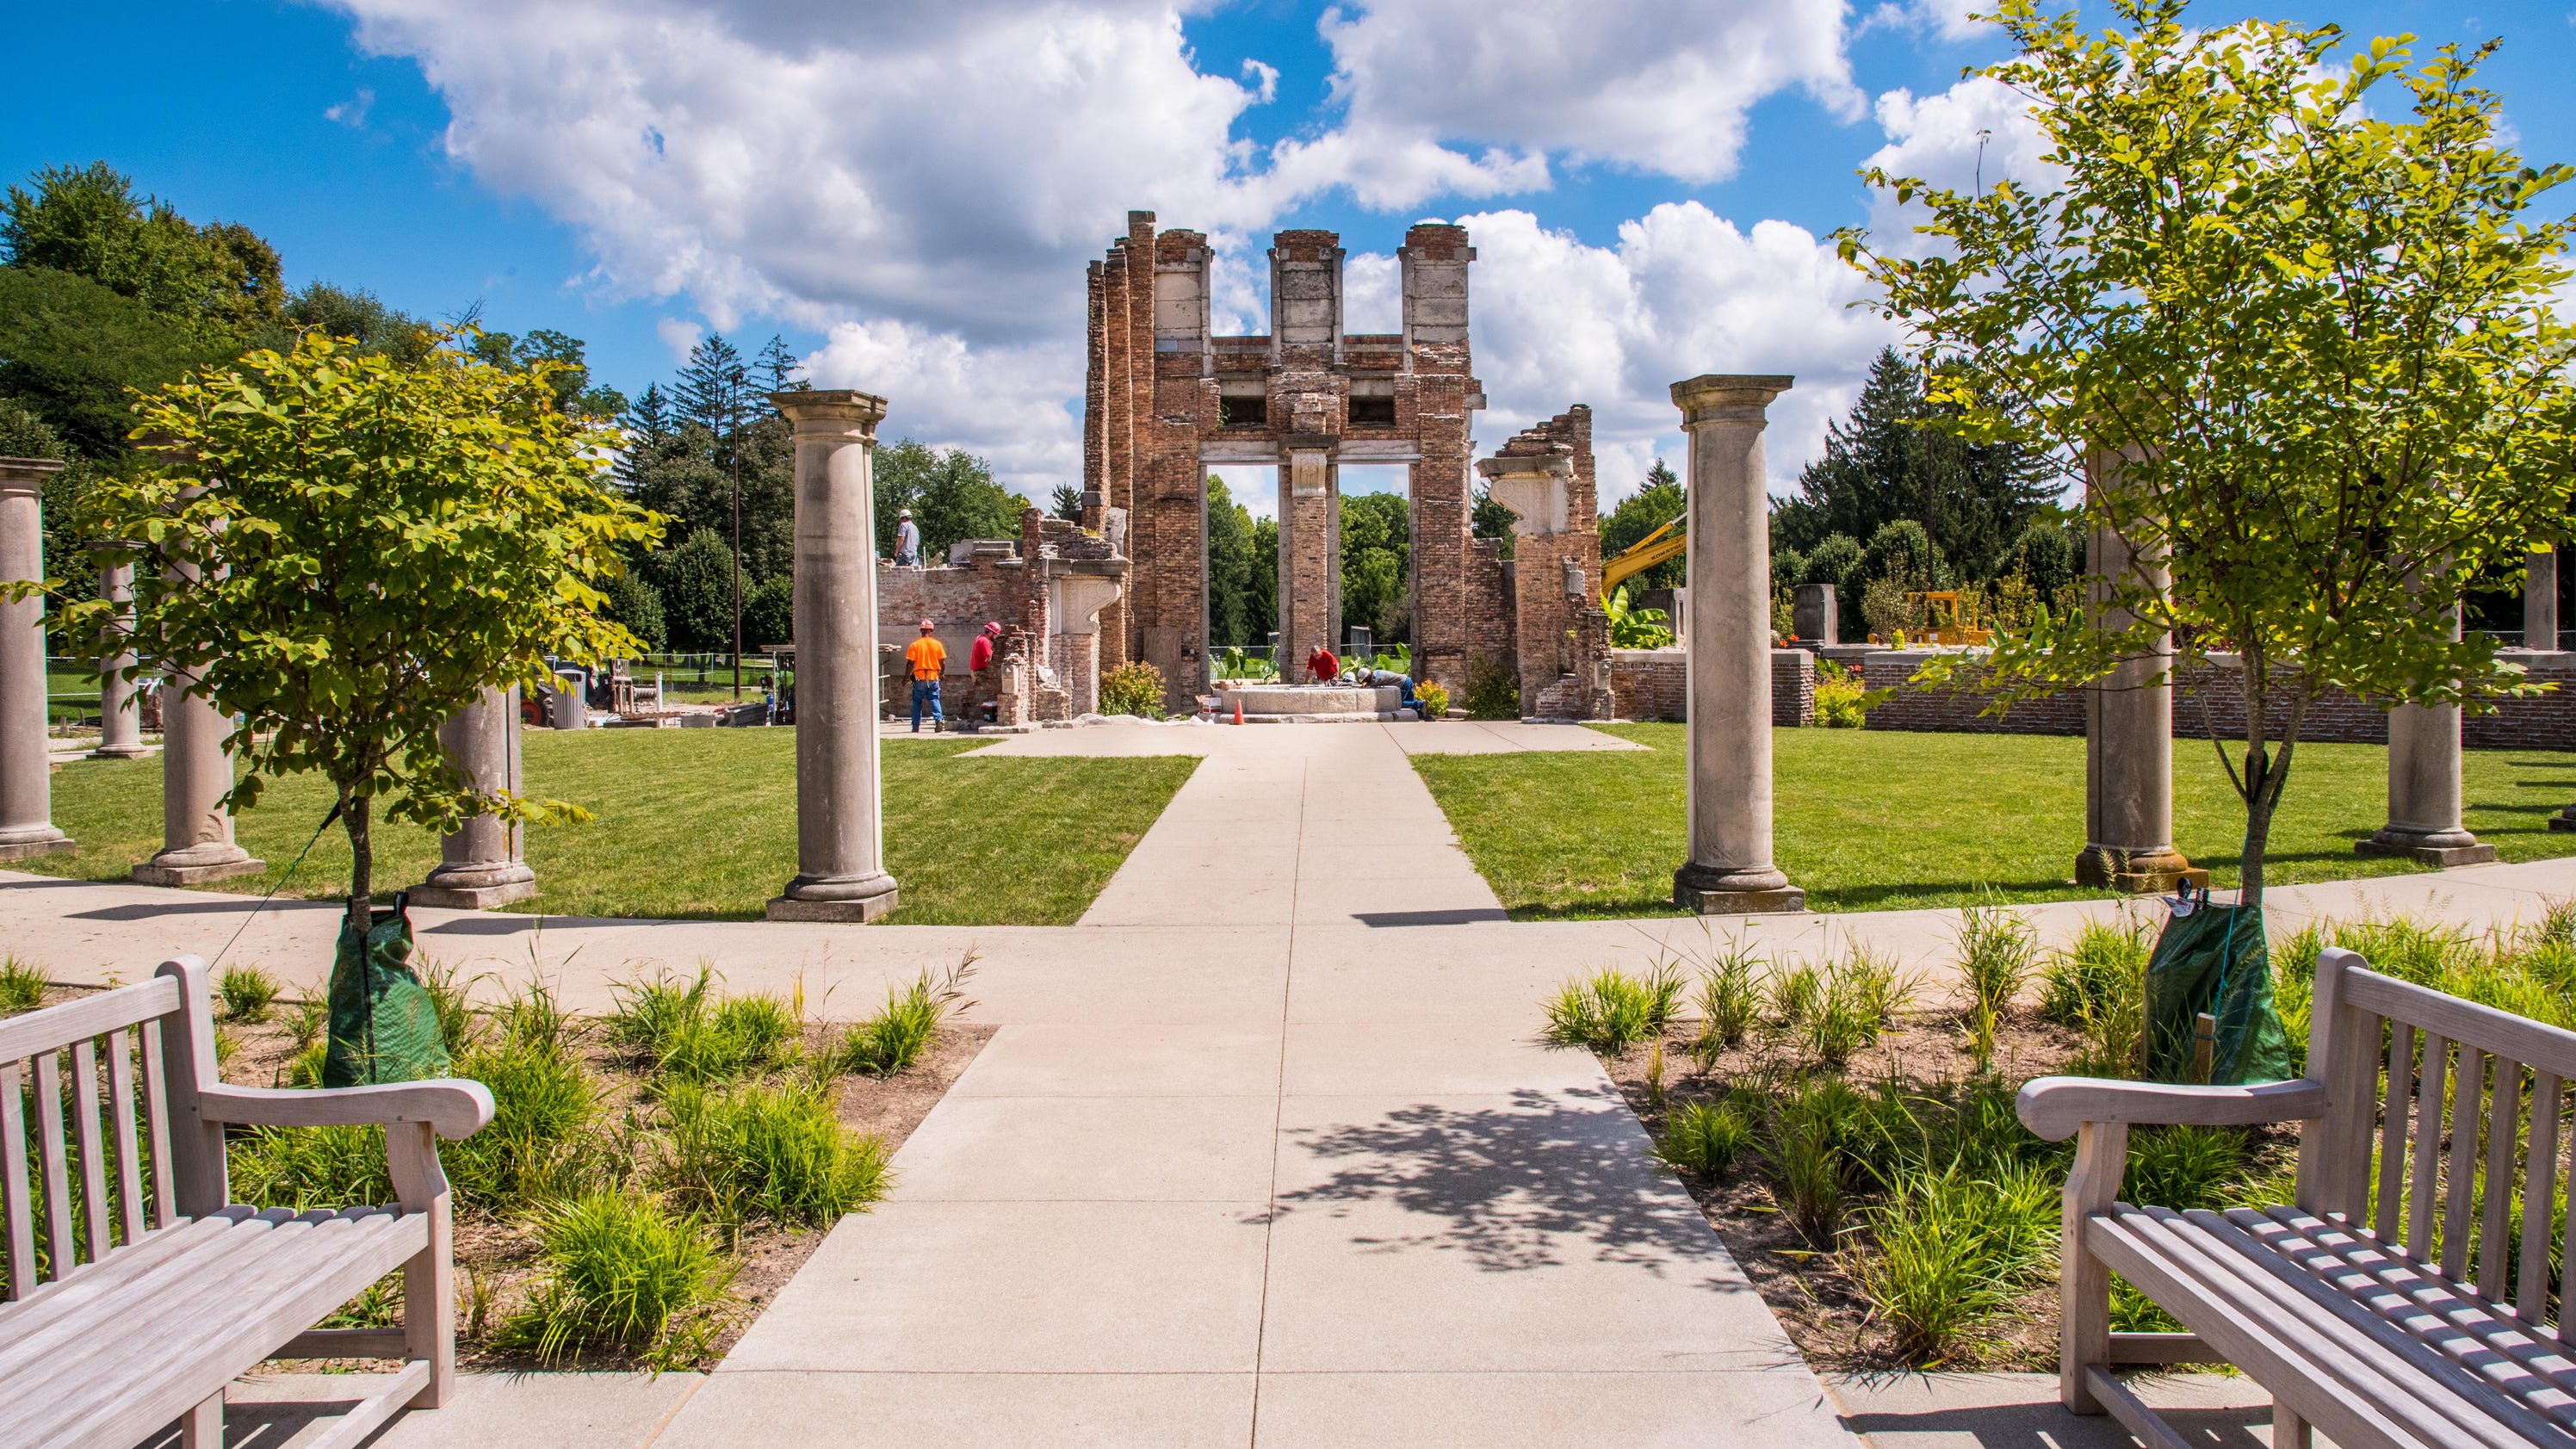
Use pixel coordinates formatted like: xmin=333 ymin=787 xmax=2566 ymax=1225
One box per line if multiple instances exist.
xmin=1211 ymin=683 xmax=1402 ymax=718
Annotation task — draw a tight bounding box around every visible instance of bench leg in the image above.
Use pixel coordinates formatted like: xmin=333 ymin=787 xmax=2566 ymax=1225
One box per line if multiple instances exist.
xmin=2060 ymin=1121 xmax=2127 ymax=1415
xmin=387 ymin=1123 xmax=455 ymax=1409
xmin=178 ymin=1389 xmax=222 ymax=1448
xmin=2275 ymin=1401 xmax=2311 ymax=1448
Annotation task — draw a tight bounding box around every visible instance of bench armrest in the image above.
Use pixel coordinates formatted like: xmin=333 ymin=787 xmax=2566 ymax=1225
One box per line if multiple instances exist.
xmin=197 ymin=1081 xmax=496 ymax=1140
xmin=2017 ymin=1075 xmax=2326 ymax=1141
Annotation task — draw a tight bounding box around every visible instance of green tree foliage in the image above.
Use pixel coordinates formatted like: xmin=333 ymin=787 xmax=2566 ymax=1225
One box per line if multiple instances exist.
xmin=742 ymin=574 xmax=794 ymax=653
xmin=2 ymin=162 xmax=283 ymax=343
xmin=674 ymin=334 xmax=749 ymax=434
xmin=1341 ymin=490 xmax=1410 ymax=644
xmin=1471 ymin=481 xmax=1516 ymax=560
xmin=1847 ymin=0 xmax=2576 ymax=903
xmin=872 ymin=440 xmax=1028 ymax=560
xmin=2004 ymin=520 xmax=2080 ymax=599
xmin=653 ymin=528 xmax=746 ymax=654
xmin=1205 ymin=474 xmax=1266 ymax=646
xmin=604 ymin=572 xmax=668 ymax=653
xmin=1600 ymin=460 xmax=1686 ymax=589
xmin=1862 ymin=519 xmax=1949 ymax=593
xmin=1800 ymin=533 xmax=1867 ymax=598
xmin=271 ymin=283 xmax=435 ymax=365
xmin=1050 ymin=484 xmax=1083 ymax=523
xmin=1772 ymin=348 xmax=2053 ymax=580
xmin=53 ymin=331 xmax=663 ymax=931
xmin=468 ymin=327 xmax=624 ymax=419
xmin=1250 ymin=517 xmax=1280 ymax=641
xmin=0 ymin=265 xmax=226 ymax=456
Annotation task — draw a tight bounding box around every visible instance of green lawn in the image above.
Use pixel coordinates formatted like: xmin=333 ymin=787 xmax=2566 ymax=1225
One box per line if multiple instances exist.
xmin=1412 ymin=724 xmax=2576 ymax=918
xmin=28 ymin=731 xmax=1197 ymax=925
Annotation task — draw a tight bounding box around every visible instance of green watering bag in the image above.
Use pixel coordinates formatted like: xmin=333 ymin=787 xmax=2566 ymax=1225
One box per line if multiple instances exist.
xmin=2144 ymin=883 xmax=2296 ymax=1086
xmin=323 ymin=892 xmax=452 ymax=1087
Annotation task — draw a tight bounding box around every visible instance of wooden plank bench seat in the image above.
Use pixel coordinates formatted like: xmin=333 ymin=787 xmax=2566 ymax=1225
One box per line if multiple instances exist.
xmin=0 ymin=957 xmax=492 ymax=1449
xmin=2023 ymin=948 xmax=2576 ymax=1449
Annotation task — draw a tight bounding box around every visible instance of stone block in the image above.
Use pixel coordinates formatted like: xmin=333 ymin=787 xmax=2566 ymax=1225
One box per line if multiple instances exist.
xmin=2355 ymin=838 xmax=2499 ymax=867
xmin=132 ymin=854 xmax=266 ymax=887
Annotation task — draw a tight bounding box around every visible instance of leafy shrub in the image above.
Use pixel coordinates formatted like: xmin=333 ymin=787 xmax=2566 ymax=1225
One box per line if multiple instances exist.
xmin=218 ymin=964 xmax=282 ymax=1024
xmin=1462 ymin=657 xmax=1519 ymax=721
xmin=1415 ymin=681 xmax=1450 ymax=719
xmin=1543 ymin=965 xmax=1684 ymax=1053
xmin=0 ymin=956 xmax=44 ymax=1015
xmin=1656 ymin=1100 xmax=1752 ymax=1175
xmin=664 ymin=1081 xmax=889 ymax=1229
xmin=1812 ymin=659 xmax=1874 ymax=728
xmin=502 ymin=1191 xmax=734 ymax=1370
xmin=1099 ymin=659 xmax=1167 ymax=718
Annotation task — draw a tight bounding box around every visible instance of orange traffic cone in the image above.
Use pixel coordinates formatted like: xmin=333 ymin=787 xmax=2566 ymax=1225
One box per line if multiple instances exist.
xmin=1232 ymin=697 xmax=1244 ymax=726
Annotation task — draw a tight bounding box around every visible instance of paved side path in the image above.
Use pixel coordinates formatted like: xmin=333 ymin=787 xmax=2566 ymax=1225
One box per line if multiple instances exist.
xmin=656 ymin=721 xmax=1851 ymax=1446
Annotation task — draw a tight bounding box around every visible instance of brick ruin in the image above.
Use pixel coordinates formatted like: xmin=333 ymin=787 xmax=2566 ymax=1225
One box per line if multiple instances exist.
xmin=1083 ymin=210 xmax=1620 ymax=717
xmin=876 ymin=508 xmax=1128 ymax=727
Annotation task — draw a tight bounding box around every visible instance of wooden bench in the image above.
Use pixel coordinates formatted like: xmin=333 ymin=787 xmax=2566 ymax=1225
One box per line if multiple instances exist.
xmin=0 ymin=956 xmax=492 ymax=1449
xmin=2022 ymin=946 xmax=2576 ymax=1449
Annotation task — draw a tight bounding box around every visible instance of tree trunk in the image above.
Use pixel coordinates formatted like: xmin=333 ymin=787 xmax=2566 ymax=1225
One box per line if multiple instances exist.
xmin=344 ymin=790 xmax=373 ymax=939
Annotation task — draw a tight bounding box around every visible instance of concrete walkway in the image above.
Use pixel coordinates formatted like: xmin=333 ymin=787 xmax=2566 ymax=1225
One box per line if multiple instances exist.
xmin=11 ymin=721 xmax=2565 ymax=1446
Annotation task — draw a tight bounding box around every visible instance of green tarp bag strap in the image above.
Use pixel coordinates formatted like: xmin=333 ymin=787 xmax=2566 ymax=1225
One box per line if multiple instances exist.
xmin=322 ymin=890 xmax=453 ymax=1087
xmin=2144 ymin=882 xmax=2296 ymax=1086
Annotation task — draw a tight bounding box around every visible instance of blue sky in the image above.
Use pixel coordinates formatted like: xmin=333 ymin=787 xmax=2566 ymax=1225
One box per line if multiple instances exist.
xmin=6 ymin=0 xmax=2573 ymax=506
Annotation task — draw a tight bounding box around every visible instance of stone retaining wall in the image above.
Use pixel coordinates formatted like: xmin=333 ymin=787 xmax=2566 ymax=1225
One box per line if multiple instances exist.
xmin=1610 ymin=647 xmax=1815 ymax=728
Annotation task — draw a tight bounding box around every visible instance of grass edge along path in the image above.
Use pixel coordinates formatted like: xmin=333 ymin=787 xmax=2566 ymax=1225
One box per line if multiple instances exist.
xmin=28 ymin=732 xmax=1198 ymax=926
xmin=1409 ymin=722 xmax=2576 ymax=918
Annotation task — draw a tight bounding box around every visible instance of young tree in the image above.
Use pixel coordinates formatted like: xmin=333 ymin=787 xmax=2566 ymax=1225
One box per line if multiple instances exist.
xmin=1847 ymin=0 xmax=2576 ymax=905
xmin=55 ymin=331 xmax=664 ymax=935
xmin=1050 ymin=483 xmax=1083 ymax=522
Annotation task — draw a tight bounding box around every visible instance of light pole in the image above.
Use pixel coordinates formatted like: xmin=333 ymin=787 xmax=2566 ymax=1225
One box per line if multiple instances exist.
xmin=730 ymin=375 xmax=744 ymax=700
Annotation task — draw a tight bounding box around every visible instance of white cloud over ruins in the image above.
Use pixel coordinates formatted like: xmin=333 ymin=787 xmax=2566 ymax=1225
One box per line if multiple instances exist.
xmin=325 ymin=0 xmax=2035 ymax=497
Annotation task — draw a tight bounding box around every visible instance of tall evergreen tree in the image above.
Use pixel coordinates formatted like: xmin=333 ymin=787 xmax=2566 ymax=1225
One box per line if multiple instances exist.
xmin=755 ymin=334 xmax=804 ymax=396
xmin=622 ymin=383 xmax=673 ymax=450
xmin=674 ymin=333 xmax=748 ymax=434
xmin=1771 ymin=347 xmax=2053 ymax=579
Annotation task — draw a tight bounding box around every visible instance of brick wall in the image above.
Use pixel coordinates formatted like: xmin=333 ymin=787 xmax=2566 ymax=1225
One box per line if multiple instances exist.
xmin=1463 ymin=538 xmax=1513 ymax=680
xmin=1607 ymin=647 xmax=1816 ymax=727
xmin=1859 ymin=648 xmax=2576 ymax=746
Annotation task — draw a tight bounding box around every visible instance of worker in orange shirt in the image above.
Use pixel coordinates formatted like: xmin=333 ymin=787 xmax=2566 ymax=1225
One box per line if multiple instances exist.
xmin=904 ymin=619 xmax=948 ymax=733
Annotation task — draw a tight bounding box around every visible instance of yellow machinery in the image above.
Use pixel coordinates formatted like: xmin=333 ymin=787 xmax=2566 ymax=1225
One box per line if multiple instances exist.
xmin=1602 ymin=517 xmax=1686 ymax=591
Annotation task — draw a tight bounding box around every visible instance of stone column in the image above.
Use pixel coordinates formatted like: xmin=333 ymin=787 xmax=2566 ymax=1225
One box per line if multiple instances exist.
xmin=91 ymin=557 xmax=150 ymax=759
xmin=411 ymin=685 xmax=536 ymax=908
xmin=2530 ymin=548 xmax=2560 ymax=653
xmin=1670 ymin=376 xmax=1803 ymax=913
xmin=767 ymin=389 xmax=899 ymax=922
xmin=2360 ymin=607 xmax=2498 ymax=865
xmin=2075 ymin=447 xmax=2193 ymax=893
xmin=135 ymin=461 xmax=263 ymax=888
xmin=0 ymin=457 xmax=73 ymax=862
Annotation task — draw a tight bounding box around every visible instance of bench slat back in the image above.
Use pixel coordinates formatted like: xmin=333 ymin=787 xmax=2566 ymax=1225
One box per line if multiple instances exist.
xmin=0 ymin=974 xmax=190 ymax=1301
xmin=2315 ymin=950 xmax=2576 ymax=1335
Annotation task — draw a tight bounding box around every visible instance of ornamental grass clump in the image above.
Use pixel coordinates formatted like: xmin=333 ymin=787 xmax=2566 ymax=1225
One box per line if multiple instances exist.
xmin=838 ymin=957 xmax=977 ymax=1076
xmin=447 ymin=1032 xmax=603 ymax=1207
xmin=217 ymin=964 xmax=282 ymax=1024
xmin=1543 ymin=964 xmax=1684 ymax=1054
xmin=607 ymin=967 xmax=714 ymax=1058
xmin=1954 ymin=899 xmax=2037 ymax=1071
xmin=0 ymin=956 xmax=45 ymax=1015
xmin=1851 ymin=1161 xmax=2058 ymax=1363
xmin=229 ymin=1124 xmax=393 ymax=1211
xmin=503 ymin=1190 xmax=734 ymax=1371
xmin=1656 ymin=1099 xmax=1754 ymax=1176
xmin=662 ymin=1081 xmax=889 ymax=1230
xmin=1693 ymin=949 xmax=1760 ymax=1063
xmin=2040 ymin=917 xmax=2150 ymax=1076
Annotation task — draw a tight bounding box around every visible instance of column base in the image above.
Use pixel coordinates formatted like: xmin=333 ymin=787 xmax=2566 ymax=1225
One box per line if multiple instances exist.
xmin=767 ymin=871 xmax=900 ymax=923
xmin=409 ymin=865 xmax=538 ymax=910
xmin=89 ymin=745 xmax=153 ymax=760
xmin=0 ymin=829 xmax=75 ymax=863
xmin=133 ymin=844 xmax=265 ymax=887
xmin=2551 ymin=810 xmax=2576 ymax=833
xmin=1674 ymin=863 xmax=1805 ymax=915
xmin=2356 ymin=829 xmax=2498 ymax=867
xmin=2073 ymin=845 xmax=2203 ymax=895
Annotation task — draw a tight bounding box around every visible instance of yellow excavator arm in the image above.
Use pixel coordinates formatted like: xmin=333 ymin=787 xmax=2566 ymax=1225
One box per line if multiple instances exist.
xmin=1602 ymin=517 xmax=1686 ymax=592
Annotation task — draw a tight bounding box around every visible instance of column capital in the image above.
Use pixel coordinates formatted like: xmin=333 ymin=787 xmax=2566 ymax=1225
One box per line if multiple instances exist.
xmin=771 ymin=389 xmax=888 ymax=440
xmin=1670 ymin=375 xmax=1793 ymax=428
xmin=0 ymin=457 xmax=65 ymax=498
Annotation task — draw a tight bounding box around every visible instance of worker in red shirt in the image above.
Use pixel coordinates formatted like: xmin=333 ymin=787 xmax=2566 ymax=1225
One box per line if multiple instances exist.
xmin=962 ymin=621 xmax=1002 ymax=731
xmin=1306 ymin=642 xmax=1340 ymax=684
